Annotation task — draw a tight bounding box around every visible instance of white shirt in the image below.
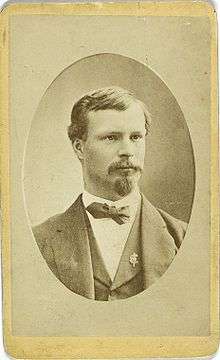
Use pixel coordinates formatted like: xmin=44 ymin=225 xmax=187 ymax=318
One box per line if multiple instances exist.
xmin=82 ymin=189 xmax=141 ymax=281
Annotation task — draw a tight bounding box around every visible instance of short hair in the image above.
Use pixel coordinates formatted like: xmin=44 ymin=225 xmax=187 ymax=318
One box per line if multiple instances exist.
xmin=68 ymin=87 xmax=151 ymax=144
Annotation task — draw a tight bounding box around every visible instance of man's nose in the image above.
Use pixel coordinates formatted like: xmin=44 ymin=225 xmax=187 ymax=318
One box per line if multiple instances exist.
xmin=118 ymin=140 xmax=134 ymax=158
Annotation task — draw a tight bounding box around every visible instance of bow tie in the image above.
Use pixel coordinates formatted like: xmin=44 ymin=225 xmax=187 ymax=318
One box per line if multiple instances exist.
xmin=86 ymin=202 xmax=130 ymax=225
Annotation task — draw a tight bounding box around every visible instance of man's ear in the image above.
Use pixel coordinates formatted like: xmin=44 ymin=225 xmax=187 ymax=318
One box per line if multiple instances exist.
xmin=72 ymin=138 xmax=84 ymax=161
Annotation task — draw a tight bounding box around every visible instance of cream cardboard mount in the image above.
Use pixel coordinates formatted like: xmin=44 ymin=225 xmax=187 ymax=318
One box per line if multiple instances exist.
xmin=0 ymin=1 xmax=219 ymax=359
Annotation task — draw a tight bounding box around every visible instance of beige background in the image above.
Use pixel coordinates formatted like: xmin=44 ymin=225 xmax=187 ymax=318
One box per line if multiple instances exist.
xmin=10 ymin=15 xmax=210 ymax=336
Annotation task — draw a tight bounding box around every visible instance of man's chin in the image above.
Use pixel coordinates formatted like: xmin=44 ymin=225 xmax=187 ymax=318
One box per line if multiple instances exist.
xmin=114 ymin=177 xmax=136 ymax=197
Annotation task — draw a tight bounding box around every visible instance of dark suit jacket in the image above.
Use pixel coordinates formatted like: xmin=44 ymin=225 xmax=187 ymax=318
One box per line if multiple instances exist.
xmin=33 ymin=194 xmax=187 ymax=299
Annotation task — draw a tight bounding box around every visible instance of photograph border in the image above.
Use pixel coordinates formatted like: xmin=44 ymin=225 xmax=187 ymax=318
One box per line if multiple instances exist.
xmin=0 ymin=1 xmax=219 ymax=358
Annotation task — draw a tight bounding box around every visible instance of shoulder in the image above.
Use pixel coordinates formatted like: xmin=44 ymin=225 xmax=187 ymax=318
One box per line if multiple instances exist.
xmin=33 ymin=213 xmax=63 ymax=236
xmin=156 ymin=208 xmax=187 ymax=248
xmin=32 ymin=213 xmax=66 ymax=250
xmin=32 ymin=195 xmax=83 ymax=247
xmin=32 ymin=210 xmax=78 ymax=276
xmin=141 ymin=195 xmax=187 ymax=248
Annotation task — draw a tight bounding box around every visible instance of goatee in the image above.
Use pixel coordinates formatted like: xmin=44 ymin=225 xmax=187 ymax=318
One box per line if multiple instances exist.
xmin=114 ymin=177 xmax=133 ymax=196
xmin=108 ymin=160 xmax=142 ymax=197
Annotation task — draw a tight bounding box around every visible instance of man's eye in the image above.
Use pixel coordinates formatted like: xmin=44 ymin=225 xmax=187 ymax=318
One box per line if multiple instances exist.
xmin=131 ymin=134 xmax=143 ymax=141
xmin=104 ymin=135 xmax=117 ymax=141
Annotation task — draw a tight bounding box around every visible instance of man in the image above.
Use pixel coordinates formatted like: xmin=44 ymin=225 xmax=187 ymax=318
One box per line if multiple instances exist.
xmin=33 ymin=87 xmax=187 ymax=301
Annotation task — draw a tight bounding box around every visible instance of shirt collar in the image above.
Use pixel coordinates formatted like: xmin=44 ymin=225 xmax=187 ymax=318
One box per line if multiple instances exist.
xmin=82 ymin=188 xmax=141 ymax=213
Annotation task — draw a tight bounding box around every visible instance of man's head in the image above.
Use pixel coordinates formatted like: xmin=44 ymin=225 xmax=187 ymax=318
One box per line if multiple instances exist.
xmin=68 ymin=87 xmax=151 ymax=200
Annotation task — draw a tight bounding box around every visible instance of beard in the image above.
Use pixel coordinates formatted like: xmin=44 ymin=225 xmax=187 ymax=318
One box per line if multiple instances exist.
xmin=108 ymin=160 xmax=142 ymax=197
xmin=114 ymin=177 xmax=133 ymax=196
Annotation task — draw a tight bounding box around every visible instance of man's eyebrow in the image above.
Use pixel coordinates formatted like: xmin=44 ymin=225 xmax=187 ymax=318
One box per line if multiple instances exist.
xmin=97 ymin=131 xmax=122 ymax=137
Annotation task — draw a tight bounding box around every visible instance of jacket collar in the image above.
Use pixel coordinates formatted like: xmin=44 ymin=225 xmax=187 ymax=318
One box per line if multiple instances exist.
xmin=58 ymin=195 xmax=95 ymax=299
xmin=140 ymin=195 xmax=178 ymax=288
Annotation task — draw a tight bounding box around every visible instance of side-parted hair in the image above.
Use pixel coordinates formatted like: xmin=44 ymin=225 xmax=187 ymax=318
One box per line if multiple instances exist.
xmin=68 ymin=87 xmax=151 ymax=144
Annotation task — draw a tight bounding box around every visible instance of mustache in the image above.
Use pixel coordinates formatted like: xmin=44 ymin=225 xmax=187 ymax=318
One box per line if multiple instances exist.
xmin=108 ymin=161 xmax=142 ymax=174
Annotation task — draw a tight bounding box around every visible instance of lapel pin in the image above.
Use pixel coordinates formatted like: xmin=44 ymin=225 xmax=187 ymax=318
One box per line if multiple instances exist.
xmin=129 ymin=252 xmax=139 ymax=268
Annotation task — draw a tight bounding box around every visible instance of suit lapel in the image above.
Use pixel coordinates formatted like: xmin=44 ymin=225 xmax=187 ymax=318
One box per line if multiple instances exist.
xmin=141 ymin=195 xmax=178 ymax=289
xmin=52 ymin=195 xmax=95 ymax=299
xmin=106 ymin=193 xmax=178 ymax=292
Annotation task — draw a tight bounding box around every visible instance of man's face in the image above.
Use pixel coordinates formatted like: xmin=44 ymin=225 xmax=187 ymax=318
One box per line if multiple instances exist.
xmin=76 ymin=102 xmax=146 ymax=200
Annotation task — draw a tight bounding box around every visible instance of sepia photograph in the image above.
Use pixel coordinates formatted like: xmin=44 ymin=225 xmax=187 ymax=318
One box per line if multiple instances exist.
xmin=0 ymin=1 xmax=218 ymax=359
xmin=26 ymin=54 xmax=194 ymax=301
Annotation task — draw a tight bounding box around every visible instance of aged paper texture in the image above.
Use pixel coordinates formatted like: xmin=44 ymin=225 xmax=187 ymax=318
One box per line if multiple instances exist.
xmin=0 ymin=1 xmax=219 ymax=358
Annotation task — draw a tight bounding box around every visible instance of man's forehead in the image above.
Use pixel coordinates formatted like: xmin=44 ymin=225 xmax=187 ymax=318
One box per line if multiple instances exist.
xmin=87 ymin=103 xmax=146 ymax=133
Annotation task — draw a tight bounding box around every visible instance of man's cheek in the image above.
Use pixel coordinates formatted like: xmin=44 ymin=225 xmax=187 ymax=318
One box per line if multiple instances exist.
xmin=138 ymin=146 xmax=145 ymax=162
